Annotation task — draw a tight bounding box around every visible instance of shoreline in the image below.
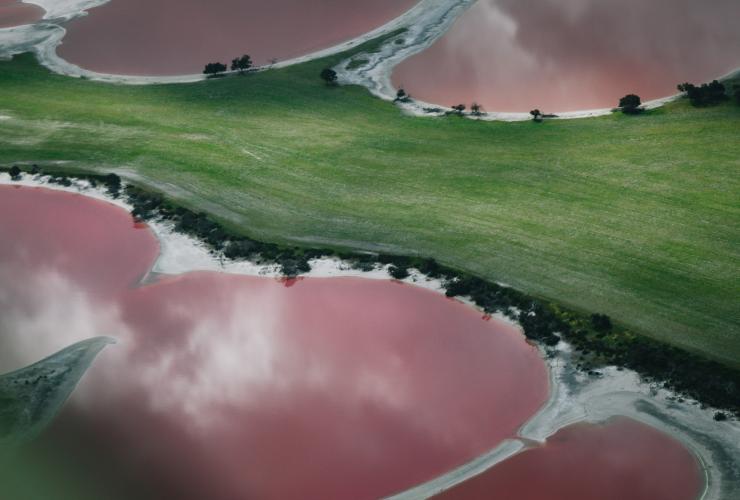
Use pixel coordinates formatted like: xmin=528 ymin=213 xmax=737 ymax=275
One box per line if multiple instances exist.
xmin=1 ymin=0 xmax=736 ymax=119
xmin=2 ymin=172 xmax=737 ymax=500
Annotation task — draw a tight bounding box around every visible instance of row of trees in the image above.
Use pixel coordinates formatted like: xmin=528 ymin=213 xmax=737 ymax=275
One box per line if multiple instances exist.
xmin=317 ymin=70 xmax=737 ymax=117
xmin=203 ymin=54 xmax=253 ymax=78
xmin=677 ymin=80 xmax=728 ymax=106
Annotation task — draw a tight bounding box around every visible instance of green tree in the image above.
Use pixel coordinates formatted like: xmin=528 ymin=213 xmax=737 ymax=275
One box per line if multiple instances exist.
xmin=203 ymin=62 xmax=227 ymax=78
xmin=231 ymin=55 xmax=253 ymax=75
xmin=451 ymin=104 xmax=466 ymax=116
xmin=320 ymin=68 xmax=338 ymax=86
xmin=8 ymin=165 xmax=21 ymax=180
xmin=618 ymin=94 xmax=643 ymax=115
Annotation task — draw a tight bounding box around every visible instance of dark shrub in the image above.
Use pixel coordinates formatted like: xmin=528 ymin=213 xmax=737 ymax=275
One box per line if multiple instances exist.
xmin=389 ymin=265 xmax=410 ymax=280
xmin=320 ymin=68 xmax=338 ymax=86
xmin=203 ymin=62 xmax=227 ymax=78
xmin=677 ymin=81 xmax=728 ymax=106
xmin=8 ymin=165 xmax=21 ymax=180
xmin=619 ymin=94 xmax=643 ymax=114
xmin=591 ymin=313 xmax=613 ymax=332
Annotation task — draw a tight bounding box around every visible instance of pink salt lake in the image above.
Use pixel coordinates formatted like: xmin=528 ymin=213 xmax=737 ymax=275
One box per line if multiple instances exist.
xmin=393 ymin=0 xmax=740 ymax=113
xmin=0 ymin=185 xmax=703 ymax=499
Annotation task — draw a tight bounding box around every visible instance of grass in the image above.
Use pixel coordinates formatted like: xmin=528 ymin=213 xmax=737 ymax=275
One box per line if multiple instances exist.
xmin=0 ymin=44 xmax=738 ymax=367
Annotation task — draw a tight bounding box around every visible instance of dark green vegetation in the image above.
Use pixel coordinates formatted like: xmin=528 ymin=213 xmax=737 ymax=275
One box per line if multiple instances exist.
xmin=0 ymin=36 xmax=738 ymax=373
xmin=678 ymin=80 xmax=729 ymax=107
xmin=203 ymin=61 xmax=227 ymax=78
xmin=231 ymin=54 xmax=253 ymax=75
xmin=618 ymin=94 xmax=643 ymax=114
xmin=320 ymin=67 xmax=338 ymax=85
xmin=0 ymin=338 xmax=113 ymax=449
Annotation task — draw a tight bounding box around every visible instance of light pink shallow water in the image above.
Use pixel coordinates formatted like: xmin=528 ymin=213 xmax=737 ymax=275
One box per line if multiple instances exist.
xmin=393 ymin=0 xmax=740 ymax=113
xmin=0 ymin=0 xmax=44 ymax=28
xmin=57 ymin=0 xmax=419 ymax=76
xmin=435 ymin=417 xmax=703 ymax=500
xmin=0 ymin=185 xmax=548 ymax=499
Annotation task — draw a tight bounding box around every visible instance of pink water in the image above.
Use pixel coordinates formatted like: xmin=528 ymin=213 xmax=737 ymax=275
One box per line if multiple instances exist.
xmin=393 ymin=0 xmax=740 ymax=113
xmin=0 ymin=185 xmax=548 ymax=499
xmin=0 ymin=0 xmax=44 ymax=28
xmin=56 ymin=0 xmax=418 ymax=76
xmin=436 ymin=417 xmax=703 ymax=500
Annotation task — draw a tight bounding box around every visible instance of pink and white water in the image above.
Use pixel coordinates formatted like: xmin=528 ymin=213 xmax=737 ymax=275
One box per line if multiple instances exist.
xmin=0 ymin=185 xmax=702 ymax=499
xmin=393 ymin=0 xmax=740 ymax=113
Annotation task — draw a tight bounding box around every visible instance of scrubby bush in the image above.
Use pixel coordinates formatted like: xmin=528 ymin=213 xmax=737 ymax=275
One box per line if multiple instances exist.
xmin=388 ymin=265 xmax=410 ymax=280
xmin=619 ymin=94 xmax=643 ymax=114
xmin=230 ymin=54 xmax=252 ymax=75
xmin=320 ymin=68 xmax=338 ymax=86
xmin=677 ymin=80 xmax=728 ymax=106
xmin=203 ymin=62 xmax=227 ymax=78
xmin=591 ymin=313 xmax=613 ymax=332
xmin=8 ymin=165 xmax=21 ymax=180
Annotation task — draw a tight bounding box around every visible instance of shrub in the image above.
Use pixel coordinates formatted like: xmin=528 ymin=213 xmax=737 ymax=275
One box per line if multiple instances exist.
xmin=618 ymin=94 xmax=643 ymax=114
xmin=677 ymin=80 xmax=728 ymax=106
xmin=230 ymin=55 xmax=252 ymax=75
xmin=8 ymin=165 xmax=21 ymax=180
xmin=388 ymin=265 xmax=410 ymax=280
xmin=320 ymin=68 xmax=338 ymax=86
xmin=591 ymin=313 xmax=613 ymax=332
xmin=203 ymin=62 xmax=227 ymax=78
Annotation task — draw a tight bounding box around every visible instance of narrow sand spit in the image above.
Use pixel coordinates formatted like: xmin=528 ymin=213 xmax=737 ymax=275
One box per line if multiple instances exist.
xmin=2 ymin=171 xmax=738 ymax=499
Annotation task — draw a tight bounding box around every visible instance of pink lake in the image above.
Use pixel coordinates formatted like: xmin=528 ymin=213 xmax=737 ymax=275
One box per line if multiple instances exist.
xmin=435 ymin=417 xmax=703 ymax=500
xmin=0 ymin=0 xmax=44 ymax=28
xmin=392 ymin=0 xmax=740 ymax=113
xmin=56 ymin=0 xmax=419 ymax=76
xmin=0 ymin=185 xmax=548 ymax=499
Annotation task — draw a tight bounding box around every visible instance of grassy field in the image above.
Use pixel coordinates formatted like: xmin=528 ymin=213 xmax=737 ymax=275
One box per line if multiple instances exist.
xmin=0 ymin=45 xmax=738 ymax=367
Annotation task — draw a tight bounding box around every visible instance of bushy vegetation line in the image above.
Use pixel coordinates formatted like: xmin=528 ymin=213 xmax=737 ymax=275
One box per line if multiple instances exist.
xmin=2 ymin=164 xmax=738 ymax=417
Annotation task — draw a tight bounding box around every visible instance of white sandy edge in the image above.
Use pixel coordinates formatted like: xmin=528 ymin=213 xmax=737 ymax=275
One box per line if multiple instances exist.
xmin=1 ymin=172 xmax=738 ymax=499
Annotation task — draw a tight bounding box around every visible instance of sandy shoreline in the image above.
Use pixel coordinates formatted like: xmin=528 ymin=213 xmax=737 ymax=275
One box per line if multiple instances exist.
xmin=2 ymin=172 xmax=737 ymax=499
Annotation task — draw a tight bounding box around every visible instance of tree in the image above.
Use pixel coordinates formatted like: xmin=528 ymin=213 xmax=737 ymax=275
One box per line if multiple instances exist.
xmin=470 ymin=102 xmax=484 ymax=116
xmin=8 ymin=165 xmax=21 ymax=180
xmin=591 ymin=313 xmax=613 ymax=332
xmin=103 ymin=173 xmax=122 ymax=196
xmin=451 ymin=104 xmax=466 ymax=115
xmin=320 ymin=68 xmax=338 ymax=86
xmin=395 ymin=88 xmax=409 ymax=102
xmin=530 ymin=109 xmax=543 ymax=122
xmin=678 ymin=80 xmax=728 ymax=106
xmin=230 ymin=54 xmax=252 ymax=75
xmin=618 ymin=94 xmax=642 ymax=114
xmin=734 ymin=84 xmax=740 ymax=105
xmin=203 ymin=62 xmax=227 ymax=78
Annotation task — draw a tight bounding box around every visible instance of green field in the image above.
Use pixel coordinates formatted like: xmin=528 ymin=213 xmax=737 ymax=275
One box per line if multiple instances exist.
xmin=1 ymin=46 xmax=738 ymax=367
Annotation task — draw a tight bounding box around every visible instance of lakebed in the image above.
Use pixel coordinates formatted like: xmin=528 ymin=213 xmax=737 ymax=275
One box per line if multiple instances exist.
xmin=2 ymin=177 xmax=736 ymax=499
